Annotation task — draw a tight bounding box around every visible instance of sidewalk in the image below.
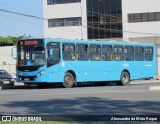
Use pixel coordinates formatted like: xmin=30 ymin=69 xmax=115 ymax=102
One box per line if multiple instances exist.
xmin=131 ymin=79 xmax=160 ymax=85
xmin=131 ymin=79 xmax=160 ymax=91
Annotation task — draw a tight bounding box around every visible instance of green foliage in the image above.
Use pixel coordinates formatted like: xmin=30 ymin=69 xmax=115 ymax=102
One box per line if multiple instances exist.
xmin=0 ymin=36 xmax=19 ymax=46
xmin=0 ymin=35 xmax=34 ymax=46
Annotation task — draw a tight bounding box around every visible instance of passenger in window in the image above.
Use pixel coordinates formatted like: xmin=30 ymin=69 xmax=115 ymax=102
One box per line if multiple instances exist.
xmin=70 ymin=52 xmax=76 ymax=60
xmin=114 ymin=54 xmax=121 ymax=61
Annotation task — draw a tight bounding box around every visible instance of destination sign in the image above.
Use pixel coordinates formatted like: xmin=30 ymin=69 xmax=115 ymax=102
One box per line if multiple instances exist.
xmin=25 ymin=40 xmax=38 ymax=45
xmin=18 ymin=39 xmax=43 ymax=46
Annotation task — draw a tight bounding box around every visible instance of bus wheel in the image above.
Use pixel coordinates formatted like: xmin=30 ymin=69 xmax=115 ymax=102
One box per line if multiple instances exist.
xmin=119 ymin=71 xmax=130 ymax=86
xmin=63 ymin=72 xmax=75 ymax=88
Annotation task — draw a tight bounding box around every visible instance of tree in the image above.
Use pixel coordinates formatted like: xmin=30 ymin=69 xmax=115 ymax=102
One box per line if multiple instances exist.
xmin=0 ymin=36 xmax=4 ymax=44
xmin=0 ymin=35 xmax=33 ymax=46
xmin=0 ymin=36 xmax=19 ymax=46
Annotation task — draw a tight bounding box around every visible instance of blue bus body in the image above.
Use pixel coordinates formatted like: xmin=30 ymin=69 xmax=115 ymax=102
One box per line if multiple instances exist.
xmin=16 ymin=38 xmax=156 ymax=87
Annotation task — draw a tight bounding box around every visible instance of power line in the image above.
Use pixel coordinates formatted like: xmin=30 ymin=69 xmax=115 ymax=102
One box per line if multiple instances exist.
xmin=0 ymin=9 xmax=46 ymax=20
xmin=0 ymin=8 xmax=160 ymax=37
xmin=0 ymin=14 xmax=42 ymax=26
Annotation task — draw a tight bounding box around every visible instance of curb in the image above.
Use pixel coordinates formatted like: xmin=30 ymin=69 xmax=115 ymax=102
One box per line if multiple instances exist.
xmin=149 ymin=86 xmax=160 ymax=91
xmin=131 ymin=79 xmax=160 ymax=84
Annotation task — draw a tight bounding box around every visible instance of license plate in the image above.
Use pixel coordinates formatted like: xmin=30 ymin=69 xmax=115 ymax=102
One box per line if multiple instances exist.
xmin=24 ymin=78 xmax=29 ymax=81
xmin=3 ymin=81 xmax=10 ymax=84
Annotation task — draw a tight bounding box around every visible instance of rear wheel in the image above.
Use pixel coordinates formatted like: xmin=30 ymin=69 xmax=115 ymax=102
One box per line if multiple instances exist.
xmin=117 ymin=71 xmax=130 ymax=86
xmin=63 ymin=72 xmax=75 ymax=88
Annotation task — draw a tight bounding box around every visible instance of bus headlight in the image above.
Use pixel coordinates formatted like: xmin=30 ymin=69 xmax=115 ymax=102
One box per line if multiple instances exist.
xmin=11 ymin=78 xmax=15 ymax=81
xmin=37 ymin=70 xmax=45 ymax=77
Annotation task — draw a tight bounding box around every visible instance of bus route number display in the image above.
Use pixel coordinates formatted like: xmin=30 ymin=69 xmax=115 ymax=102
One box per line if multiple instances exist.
xmin=25 ymin=40 xmax=38 ymax=45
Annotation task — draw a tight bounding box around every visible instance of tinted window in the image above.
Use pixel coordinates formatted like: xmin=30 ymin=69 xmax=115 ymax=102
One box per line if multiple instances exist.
xmin=135 ymin=46 xmax=144 ymax=61
xmin=90 ymin=45 xmax=101 ymax=61
xmin=48 ymin=17 xmax=81 ymax=27
xmin=148 ymin=12 xmax=155 ymax=21
xmin=63 ymin=43 xmax=76 ymax=60
xmin=142 ymin=13 xmax=148 ymax=22
xmin=114 ymin=46 xmax=124 ymax=61
xmin=47 ymin=0 xmax=81 ymax=5
xmin=76 ymin=44 xmax=89 ymax=60
xmin=135 ymin=13 xmax=142 ymax=22
xmin=124 ymin=46 xmax=134 ymax=61
xmin=128 ymin=12 xmax=160 ymax=23
xmin=87 ymin=0 xmax=122 ymax=39
xmin=156 ymin=12 xmax=160 ymax=21
xmin=145 ymin=47 xmax=153 ymax=61
xmin=0 ymin=70 xmax=10 ymax=76
xmin=46 ymin=42 xmax=60 ymax=67
xmin=102 ymin=45 xmax=113 ymax=61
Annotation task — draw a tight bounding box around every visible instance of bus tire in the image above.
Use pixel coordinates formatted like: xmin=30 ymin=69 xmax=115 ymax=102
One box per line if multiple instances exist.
xmin=119 ymin=71 xmax=130 ymax=86
xmin=63 ymin=72 xmax=75 ymax=88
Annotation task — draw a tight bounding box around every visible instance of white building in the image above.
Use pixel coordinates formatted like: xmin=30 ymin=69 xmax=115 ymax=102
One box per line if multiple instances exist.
xmin=0 ymin=46 xmax=16 ymax=75
xmin=43 ymin=0 xmax=160 ymax=42
xmin=122 ymin=0 xmax=160 ymax=42
xmin=43 ymin=0 xmax=160 ymax=76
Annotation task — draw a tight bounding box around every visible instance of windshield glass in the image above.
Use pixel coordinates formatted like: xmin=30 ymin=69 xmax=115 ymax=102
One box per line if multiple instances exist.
xmin=0 ymin=70 xmax=10 ymax=76
xmin=17 ymin=46 xmax=45 ymax=66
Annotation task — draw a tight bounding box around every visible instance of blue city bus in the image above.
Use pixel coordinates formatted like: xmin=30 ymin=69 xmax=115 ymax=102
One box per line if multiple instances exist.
xmin=14 ymin=38 xmax=156 ymax=88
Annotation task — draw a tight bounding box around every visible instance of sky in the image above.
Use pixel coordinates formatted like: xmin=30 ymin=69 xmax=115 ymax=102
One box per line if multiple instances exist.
xmin=0 ymin=0 xmax=43 ymax=38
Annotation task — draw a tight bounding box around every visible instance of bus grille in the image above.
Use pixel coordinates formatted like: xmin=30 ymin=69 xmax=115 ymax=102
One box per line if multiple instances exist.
xmin=18 ymin=76 xmax=36 ymax=81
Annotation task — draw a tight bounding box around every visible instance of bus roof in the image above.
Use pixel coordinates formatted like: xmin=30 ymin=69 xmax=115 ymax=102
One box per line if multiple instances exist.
xmin=43 ymin=38 xmax=155 ymax=46
xmin=21 ymin=38 xmax=155 ymax=46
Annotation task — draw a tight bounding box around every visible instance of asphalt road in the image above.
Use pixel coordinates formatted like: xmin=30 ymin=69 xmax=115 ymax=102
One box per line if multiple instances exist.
xmin=0 ymin=81 xmax=160 ymax=115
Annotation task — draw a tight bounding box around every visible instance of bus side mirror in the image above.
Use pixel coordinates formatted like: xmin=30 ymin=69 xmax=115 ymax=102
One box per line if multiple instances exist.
xmin=11 ymin=46 xmax=17 ymax=59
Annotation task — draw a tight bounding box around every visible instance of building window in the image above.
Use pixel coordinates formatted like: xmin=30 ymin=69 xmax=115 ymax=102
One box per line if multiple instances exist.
xmin=141 ymin=13 xmax=148 ymax=22
xmin=48 ymin=17 xmax=82 ymax=27
xmin=128 ymin=12 xmax=160 ymax=23
xmin=47 ymin=0 xmax=81 ymax=5
xmin=156 ymin=12 xmax=160 ymax=21
xmin=134 ymin=13 xmax=142 ymax=22
xmin=87 ymin=0 xmax=122 ymax=39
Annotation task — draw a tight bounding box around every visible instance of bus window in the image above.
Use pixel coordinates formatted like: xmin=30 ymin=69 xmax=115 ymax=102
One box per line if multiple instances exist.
xmin=19 ymin=47 xmax=25 ymax=65
xmin=33 ymin=47 xmax=45 ymax=65
xmin=63 ymin=43 xmax=76 ymax=60
xmin=102 ymin=45 xmax=113 ymax=61
xmin=114 ymin=46 xmax=124 ymax=61
xmin=46 ymin=42 xmax=60 ymax=67
xmin=145 ymin=47 xmax=153 ymax=61
xmin=89 ymin=45 xmax=101 ymax=61
xmin=124 ymin=46 xmax=134 ymax=61
xmin=76 ymin=44 xmax=89 ymax=61
xmin=135 ymin=46 xmax=144 ymax=61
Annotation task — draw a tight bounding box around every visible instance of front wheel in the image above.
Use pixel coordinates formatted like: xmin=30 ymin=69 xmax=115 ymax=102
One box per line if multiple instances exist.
xmin=63 ymin=72 xmax=75 ymax=88
xmin=117 ymin=71 xmax=130 ymax=86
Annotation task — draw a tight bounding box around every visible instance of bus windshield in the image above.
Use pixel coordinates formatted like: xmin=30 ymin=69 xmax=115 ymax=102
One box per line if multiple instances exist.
xmin=17 ymin=46 xmax=45 ymax=66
